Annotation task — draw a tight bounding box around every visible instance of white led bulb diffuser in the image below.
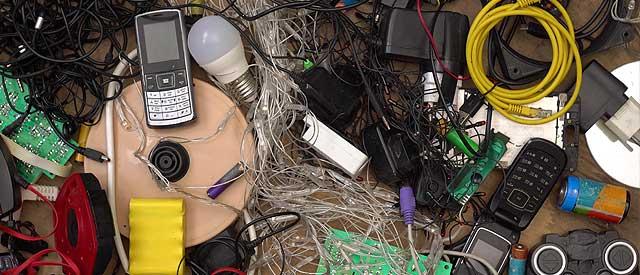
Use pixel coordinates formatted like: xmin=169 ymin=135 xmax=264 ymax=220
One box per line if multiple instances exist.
xmin=188 ymin=16 xmax=257 ymax=103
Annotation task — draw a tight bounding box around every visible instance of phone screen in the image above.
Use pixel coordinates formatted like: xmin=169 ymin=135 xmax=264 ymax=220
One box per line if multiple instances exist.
xmin=143 ymin=21 xmax=180 ymax=63
xmin=467 ymin=239 xmax=507 ymax=275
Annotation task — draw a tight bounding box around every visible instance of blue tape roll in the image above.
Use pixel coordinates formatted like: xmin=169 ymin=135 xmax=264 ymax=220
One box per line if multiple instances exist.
xmin=559 ymin=176 xmax=580 ymax=212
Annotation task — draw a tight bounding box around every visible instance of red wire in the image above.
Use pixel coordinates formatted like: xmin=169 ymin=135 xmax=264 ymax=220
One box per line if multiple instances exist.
xmin=211 ymin=267 xmax=247 ymax=275
xmin=416 ymin=0 xmax=471 ymax=81
xmin=4 ymin=249 xmax=81 ymax=275
xmin=0 ymin=185 xmax=80 ymax=275
xmin=0 ymin=185 xmax=59 ymax=241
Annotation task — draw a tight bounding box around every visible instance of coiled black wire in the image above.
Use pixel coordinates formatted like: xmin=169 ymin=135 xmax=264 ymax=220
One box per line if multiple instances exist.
xmin=0 ymin=0 xmax=149 ymax=142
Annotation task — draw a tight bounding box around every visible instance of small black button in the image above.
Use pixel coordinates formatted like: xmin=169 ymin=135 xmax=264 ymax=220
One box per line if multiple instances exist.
xmin=541 ymin=178 xmax=551 ymax=186
xmin=157 ymin=73 xmax=175 ymax=89
xmin=524 ymin=179 xmax=534 ymax=187
xmin=176 ymin=70 xmax=187 ymax=87
xmin=508 ymin=189 xmax=529 ymax=208
xmin=525 ymin=201 xmax=538 ymax=211
xmin=145 ymin=75 xmax=157 ymax=91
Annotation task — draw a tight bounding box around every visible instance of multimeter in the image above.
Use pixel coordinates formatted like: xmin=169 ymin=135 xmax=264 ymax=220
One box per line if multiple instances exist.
xmin=135 ymin=9 xmax=196 ymax=128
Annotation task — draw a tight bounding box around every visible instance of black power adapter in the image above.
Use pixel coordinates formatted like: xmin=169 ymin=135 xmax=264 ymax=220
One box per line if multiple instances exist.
xmin=378 ymin=8 xmax=469 ymax=104
xmin=414 ymin=165 xmax=456 ymax=209
xmin=299 ymin=66 xmax=363 ymax=131
xmin=573 ymin=61 xmax=628 ymax=132
xmin=363 ymin=124 xmax=420 ymax=185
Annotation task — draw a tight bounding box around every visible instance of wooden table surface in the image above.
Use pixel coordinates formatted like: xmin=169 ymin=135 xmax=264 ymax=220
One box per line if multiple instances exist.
xmin=5 ymin=0 xmax=640 ymax=274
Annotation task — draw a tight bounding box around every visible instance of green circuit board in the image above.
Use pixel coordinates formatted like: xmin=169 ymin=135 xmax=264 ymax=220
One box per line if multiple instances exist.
xmin=0 ymin=73 xmax=75 ymax=183
xmin=317 ymin=229 xmax=452 ymax=275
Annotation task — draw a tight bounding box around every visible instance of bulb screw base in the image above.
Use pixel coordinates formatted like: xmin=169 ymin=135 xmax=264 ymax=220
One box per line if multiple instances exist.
xmin=226 ymin=70 xmax=258 ymax=104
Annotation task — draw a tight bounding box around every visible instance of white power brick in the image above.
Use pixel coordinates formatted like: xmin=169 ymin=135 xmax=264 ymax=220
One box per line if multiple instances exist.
xmin=21 ymin=184 xmax=59 ymax=202
xmin=302 ymin=115 xmax=369 ymax=178
xmin=605 ymin=97 xmax=640 ymax=149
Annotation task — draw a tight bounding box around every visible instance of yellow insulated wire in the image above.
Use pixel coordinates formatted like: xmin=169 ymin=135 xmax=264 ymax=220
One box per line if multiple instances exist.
xmin=466 ymin=0 xmax=582 ymax=125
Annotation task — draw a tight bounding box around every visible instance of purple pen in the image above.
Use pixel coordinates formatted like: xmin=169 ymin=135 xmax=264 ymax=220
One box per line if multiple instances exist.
xmin=207 ymin=162 xmax=245 ymax=199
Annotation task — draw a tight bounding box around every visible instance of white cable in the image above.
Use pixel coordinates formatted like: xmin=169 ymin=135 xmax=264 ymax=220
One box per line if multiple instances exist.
xmin=106 ymin=49 xmax=138 ymax=273
xmin=612 ymin=0 xmax=640 ymax=23
xmin=407 ymin=224 xmax=425 ymax=275
xmin=444 ymin=225 xmax=465 ymax=245
xmin=244 ymin=209 xmax=257 ymax=275
xmin=442 ymin=250 xmax=499 ymax=275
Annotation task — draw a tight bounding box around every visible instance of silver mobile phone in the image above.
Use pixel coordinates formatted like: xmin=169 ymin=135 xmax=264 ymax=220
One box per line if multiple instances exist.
xmin=135 ymin=9 xmax=196 ymax=128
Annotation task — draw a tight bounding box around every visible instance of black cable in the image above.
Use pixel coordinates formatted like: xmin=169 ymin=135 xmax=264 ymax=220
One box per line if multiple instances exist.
xmin=485 ymin=0 xmax=614 ymax=86
xmin=0 ymin=0 xmax=144 ymax=161
xmin=176 ymin=255 xmax=185 ymax=275
xmin=235 ymin=212 xmax=301 ymax=249
xmin=427 ymin=2 xmax=482 ymax=159
xmin=186 ymin=212 xmax=300 ymax=275
xmin=223 ymin=0 xmax=368 ymax=21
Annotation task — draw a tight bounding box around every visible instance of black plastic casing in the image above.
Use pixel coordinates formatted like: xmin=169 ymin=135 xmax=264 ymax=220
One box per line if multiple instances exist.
xmin=489 ymin=138 xmax=567 ymax=232
xmin=573 ymin=61 xmax=628 ymax=132
xmin=528 ymin=230 xmax=639 ymax=275
xmin=453 ymin=218 xmax=520 ymax=275
xmin=414 ymin=165 xmax=456 ymax=209
xmin=363 ymin=124 xmax=420 ymax=185
xmin=379 ymin=8 xmax=469 ymax=103
xmin=299 ymin=66 xmax=363 ymax=131
xmin=0 ymin=137 xmax=20 ymax=219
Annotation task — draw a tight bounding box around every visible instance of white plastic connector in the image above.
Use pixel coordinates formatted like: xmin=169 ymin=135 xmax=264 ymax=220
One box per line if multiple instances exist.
xmin=35 ymin=17 xmax=44 ymax=30
xmin=605 ymin=97 xmax=640 ymax=150
xmin=422 ymin=72 xmax=462 ymax=103
xmin=21 ymin=184 xmax=59 ymax=202
xmin=302 ymin=114 xmax=369 ymax=178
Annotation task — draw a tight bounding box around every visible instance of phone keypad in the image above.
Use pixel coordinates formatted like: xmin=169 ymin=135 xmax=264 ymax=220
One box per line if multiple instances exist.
xmin=143 ymin=70 xmax=193 ymax=125
xmin=503 ymin=148 xmax=562 ymax=212
xmin=145 ymin=85 xmax=192 ymax=121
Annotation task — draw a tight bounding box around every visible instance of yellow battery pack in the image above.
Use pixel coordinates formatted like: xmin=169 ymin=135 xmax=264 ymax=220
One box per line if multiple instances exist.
xmin=129 ymin=198 xmax=185 ymax=275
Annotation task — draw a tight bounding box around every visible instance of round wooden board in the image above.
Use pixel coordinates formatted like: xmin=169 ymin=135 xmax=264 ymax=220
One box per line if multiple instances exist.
xmin=84 ymin=79 xmax=254 ymax=247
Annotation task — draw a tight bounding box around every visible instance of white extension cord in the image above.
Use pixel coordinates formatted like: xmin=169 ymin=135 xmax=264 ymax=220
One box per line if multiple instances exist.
xmin=105 ymin=49 xmax=138 ymax=273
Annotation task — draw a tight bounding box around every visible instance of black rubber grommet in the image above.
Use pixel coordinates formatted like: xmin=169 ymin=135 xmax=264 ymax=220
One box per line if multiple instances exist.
xmin=149 ymin=141 xmax=190 ymax=182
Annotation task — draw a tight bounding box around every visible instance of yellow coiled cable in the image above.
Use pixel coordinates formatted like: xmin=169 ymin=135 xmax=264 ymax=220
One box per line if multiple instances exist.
xmin=466 ymin=0 xmax=582 ymax=125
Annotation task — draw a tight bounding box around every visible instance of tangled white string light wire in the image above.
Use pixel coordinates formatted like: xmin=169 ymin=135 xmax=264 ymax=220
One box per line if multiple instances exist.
xmin=200 ymin=1 xmax=448 ymax=274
